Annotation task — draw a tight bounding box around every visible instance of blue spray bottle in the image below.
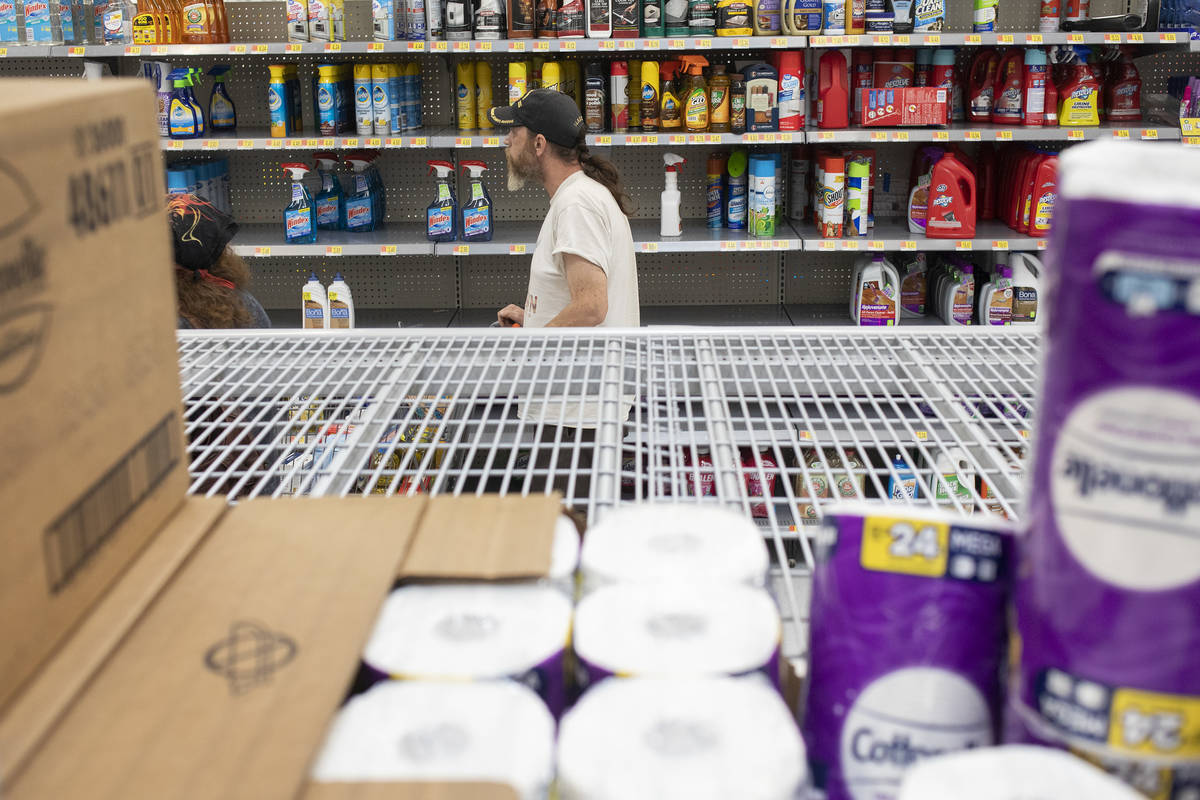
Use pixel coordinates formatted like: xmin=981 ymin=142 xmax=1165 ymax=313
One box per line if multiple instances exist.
xmin=460 ymin=160 xmax=493 ymax=242
xmin=168 ymin=68 xmax=201 ymax=138
xmin=313 ymin=152 xmax=345 ymax=230
xmin=426 ymin=159 xmax=457 ymax=242
xmin=282 ymin=162 xmax=318 ymax=243
xmin=208 ymin=65 xmax=237 ymax=132
xmin=342 ymin=155 xmax=376 ymax=232
xmin=185 ymin=68 xmax=207 ymax=135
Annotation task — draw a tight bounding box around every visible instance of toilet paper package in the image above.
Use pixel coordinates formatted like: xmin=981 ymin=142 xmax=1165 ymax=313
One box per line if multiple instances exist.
xmin=548 ymin=514 xmax=581 ymax=596
xmin=579 ymin=503 xmax=769 ymax=593
xmin=573 ymin=583 xmax=781 ymax=691
xmin=803 ymin=505 xmax=1011 ymax=800
xmin=1013 ymin=142 xmax=1200 ymax=769
xmin=362 ymin=583 xmax=573 ymax=715
xmin=311 ymin=680 xmax=556 ymax=800
xmin=557 ymin=676 xmax=807 ymax=800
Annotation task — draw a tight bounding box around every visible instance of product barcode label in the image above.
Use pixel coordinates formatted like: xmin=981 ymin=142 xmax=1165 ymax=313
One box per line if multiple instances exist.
xmin=1141 ymin=129 xmax=1159 ymax=140
xmin=770 ymin=37 xmax=787 ymax=47
xmin=1105 ymin=33 xmax=1121 ymax=43
xmin=893 ymin=34 xmax=910 ymax=45
xmin=124 ymin=45 xmax=143 ymax=55
xmin=923 ymin=35 xmax=940 ymax=45
xmin=324 ymin=42 xmax=341 ymax=51
xmin=1160 ymin=32 xmax=1177 ymax=43
xmin=408 ymin=41 xmax=426 ymax=51
xmin=841 ymin=240 xmax=860 ymax=251
xmin=476 ymin=41 xmax=492 ymax=51
xmin=669 ymin=38 xmax=686 ymax=48
xmin=561 ymin=40 xmax=577 ymax=50
xmin=995 ymin=130 xmax=1013 ymax=140
xmin=645 ymin=39 xmax=660 ymax=47
xmin=253 ymin=43 xmax=269 ymax=52
xmin=285 ymin=43 xmax=302 ymax=52
xmin=229 ymin=43 xmax=247 ymax=53
xmin=901 ymin=240 xmax=917 ymax=250
xmin=454 ymin=245 xmax=470 ymax=254
xmin=735 ymin=37 xmax=749 ymax=47
xmin=1128 ymin=32 xmax=1144 ymax=43
xmin=483 ymin=136 xmax=500 ymax=146
xmin=868 ymin=240 xmax=885 ymax=251
xmin=870 ymin=131 xmax=887 ymax=142
xmin=237 ymin=139 xmax=254 ymax=149
xmin=818 ymin=240 xmax=835 ymax=251
xmin=1113 ymin=129 xmax=1130 ymax=139
xmin=202 ymin=140 xmax=220 ymax=150
xmin=68 ymin=46 xmax=85 ymax=55
xmin=600 ymin=40 xmax=615 ymax=49
xmin=366 ymin=137 xmax=382 ymax=147
xmin=992 ymin=240 xmax=1009 ymax=250
xmin=285 ymin=138 xmax=304 ymax=148
xmin=965 ymin=130 xmax=982 ymax=140
xmin=1068 ymin=129 xmax=1085 ymax=140
xmin=933 ymin=130 xmax=949 ymax=141
xmin=892 ymin=131 xmax=909 ymax=141
xmin=44 ymin=414 xmax=179 ymax=593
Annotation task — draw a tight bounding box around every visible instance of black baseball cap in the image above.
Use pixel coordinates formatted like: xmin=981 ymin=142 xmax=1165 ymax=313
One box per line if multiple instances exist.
xmin=487 ymin=89 xmax=585 ymax=148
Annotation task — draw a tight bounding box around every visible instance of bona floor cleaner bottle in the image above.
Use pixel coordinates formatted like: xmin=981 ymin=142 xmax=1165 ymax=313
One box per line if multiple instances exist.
xmin=282 ymin=162 xmax=318 ymax=244
xmin=426 ymin=160 xmax=457 ymax=242
xmin=460 ymin=160 xmax=493 ymax=242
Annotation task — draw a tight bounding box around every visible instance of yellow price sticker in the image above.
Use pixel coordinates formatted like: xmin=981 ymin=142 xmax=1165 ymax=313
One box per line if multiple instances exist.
xmin=669 ymin=38 xmax=687 ymax=48
xmin=237 ymin=139 xmax=254 ymax=149
xmin=645 ymin=38 xmax=660 ymax=47
xmin=454 ymin=40 xmax=473 ymax=51
xmin=508 ymin=244 xmax=527 ymax=254
xmin=998 ymin=34 xmax=1014 ymax=44
xmin=819 ymin=131 xmax=835 ymax=141
xmin=595 ymin=135 xmax=612 ymax=145
xmin=770 ymin=37 xmax=788 ymax=47
xmin=341 ymin=137 xmax=360 ymax=148
xmin=1020 ymin=429 xmax=1030 ymax=439
xmin=892 ymin=131 xmax=909 ymax=142
xmin=868 ymin=240 xmax=886 ymax=251
xmin=992 ymin=240 xmax=1009 ymax=251
xmin=253 ymin=43 xmax=269 ymax=53
xmin=841 ymin=240 xmax=860 ymax=251
xmin=68 ymin=46 xmax=85 ymax=56
xmin=321 ymin=137 xmax=335 ymax=147
xmin=533 ymin=40 xmax=550 ymax=51
xmin=647 ymin=135 xmax=662 ymax=144
xmin=385 ymin=137 xmax=403 ymax=147
xmin=455 ymin=137 xmax=472 ymax=147
xmin=965 ymin=34 xmax=981 ymax=45
xmin=933 ymin=130 xmax=950 ymax=141
xmin=600 ymin=40 xmax=615 ymax=50
xmin=285 ymin=43 xmax=302 ymax=52
xmin=720 ymin=241 xmax=737 ymax=251
xmin=923 ymin=34 xmax=940 ymax=45
xmin=325 ymin=245 xmax=343 ymax=256
xmin=254 ymin=246 xmax=272 ymax=257
xmin=561 ymin=40 xmax=577 ymax=50
xmin=956 ymin=240 xmax=974 ymax=251
xmin=453 ymin=245 xmax=470 ymax=255
xmin=1036 ymin=238 xmax=1048 ymax=250
xmin=305 ymin=138 xmax=321 ymax=147
xmin=697 ymin=38 xmax=712 ymax=47
xmin=964 ymin=130 xmax=982 ymax=141
xmin=640 ymin=242 xmax=659 ymax=253
xmin=860 ymin=516 xmax=950 ymax=578
xmin=1186 ymin=137 xmax=1200 ymax=147
xmin=818 ymin=240 xmax=836 ymax=251
xmin=408 ymin=41 xmax=426 ymax=51
xmin=265 ymin=139 xmax=283 ymax=149
xmin=812 ymin=36 xmax=829 ymax=46
xmin=845 ymin=35 xmax=861 ymax=45
xmin=670 ymin=135 xmax=686 ymax=144
xmin=873 ymin=35 xmax=891 ymax=45
xmin=124 ymin=45 xmax=143 ymax=55
xmin=324 ymin=42 xmax=341 ymax=52
xmin=780 ymin=132 xmax=795 ymax=143
xmin=1141 ymin=129 xmax=1159 ymax=140
xmin=996 ymin=130 xmax=1013 ymax=141
xmin=476 ymin=40 xmax=492 ymax=51
xmin=1068 ymin=129 xmax=1085 ymax=140
xmin=508 ymin=40 xmax=526 ymax=51
xmin=379 ymin=245 xmax=398 ymax=255
xmin=1108 ymin=688 xmax=1200 ymax=760
xmin=1127 ymin=32 xmax=1144 ymax=43
xmin=628 ymin=135 xmax=644 ymax=144
xmin=1113 ymin=129 xmax=1130 ymax=139
xmin=915 ymin=430 xmax=928 ymax=441
xmin=1105 ymin=33 xmax=1121 ymax=43
xmin=166 ymin=140 xmax=183 ymax=150
xmin=431 ymin=41 xmax=449 ymax=50
xmin=1161 ymin=32 xmax=1177 ymax=43
xmin=870 ymin=131 xmax=888 ymax=142
xmin=1068 ymin=33 xmax=1084 ymax=44
xmin=285 ymin=138 xmax=304 ymax=148
xmin=893 ymin=34 xmax=910 ymax=45
xmin=735 ymin=37 xmax=749 ymax=47
xmin=483 ymin=136 xmax=500 ymax=146
xmin=202 ymin=139 xmax=220 ymax=150
xmin=1025 ymin=33 xmax=1043 ymax=44
xmin=367 ymin=42 xmax=384 ymax=51
xmin=366 ymin=137 xmax=382 ymax=147
xmin=152 ymin=44 xmax=170 ymax=54
xmin=771 ymin=240 xmax=789 ymax=250
xmin=901 ymin=240 xmax=917 ymax=251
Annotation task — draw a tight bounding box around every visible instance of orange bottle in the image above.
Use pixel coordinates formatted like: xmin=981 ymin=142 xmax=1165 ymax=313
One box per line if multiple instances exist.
xmin=211 ymin=0 xmax=229 ymax=41
xmin=179 ymin=0 xmax=213 ymax=42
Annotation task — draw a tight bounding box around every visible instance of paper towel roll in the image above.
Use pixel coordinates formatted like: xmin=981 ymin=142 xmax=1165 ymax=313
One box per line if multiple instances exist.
xmin=899 ymin=745 xmax=1144 ymax=800
xmin=1015 ymin=142 xmax=1200 ymax=767
xmin=363 ymin=583 xmax=573 ymax=715
xmin=549 ymin=515 xmax=580 ymax=591
xmin=557 ymin=676 xmax=806 ymax=800
xmin=803 ymin=505 xmax=1011 ymax=800
xmin=579 ymin=503 xmax=768 ymax=592
xmin=573 ymin=583 xmax=780 ymax=689
xmin=311 ymin=680 xmax=555 ymax=800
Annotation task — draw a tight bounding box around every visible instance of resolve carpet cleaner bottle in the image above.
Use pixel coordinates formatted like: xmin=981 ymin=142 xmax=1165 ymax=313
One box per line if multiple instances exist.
xmin=924 ymin=152 xmax=976 ymax=239
xmin=990 ymin=47 xmax=1024 ymax=125
xmin=1057 ymin=46 xmax=1100 ymax=126
xmin=817 ymin=49 xmax=849 ymax=129
xmin=1105 ymin=47 xmax=1142 ymax=124
xmin=460 ymin=160 xmax=493 ymax=242
xmin=282 ymin=163 xmax=318 ymax=244
xmin=426 ymin=160 xmax=457 ymax=242
xmin=967 ymin=48 xmax=999 ymax=124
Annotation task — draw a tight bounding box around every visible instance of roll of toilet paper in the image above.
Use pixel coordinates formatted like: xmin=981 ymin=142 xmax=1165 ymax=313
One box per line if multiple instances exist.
xmin=803 ymin=505 xmax=1012 ymax=800
xmin=548 ymin=515 xmax=580 ymax=593
xmin=1015 ymin=142 xmax=1200 ymax=768
xmin=557 ymin=676 xmax=806 ymax=800
xmin=311 ymin=680 xmax=555 ymax=800
xmin=573 ymin=583 xmax=780 ymax=690
xmin=363 ymin=583 xmax=573 ymax=715
xmin=579 ymin=503 xmax=768 ymax=592
xmin=898 ymin=745 xmax=1144 ymax=800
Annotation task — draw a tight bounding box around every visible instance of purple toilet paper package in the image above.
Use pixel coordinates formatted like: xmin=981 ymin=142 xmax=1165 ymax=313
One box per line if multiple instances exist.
xmin=1013 ymin=142 xmax=1200 ymax=769
xmin=803 ymin=505 xmax=1012 ymax=800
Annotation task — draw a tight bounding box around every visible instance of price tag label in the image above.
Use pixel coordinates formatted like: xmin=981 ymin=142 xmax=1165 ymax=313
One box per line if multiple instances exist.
xmin=1113 ymin=129 xmax=1130 ymax=139
xmin=304 ymin=138 xmax=320 ymax=147
xmin=341 ymin=137 xmax=360 ymax=147
xmin=385 ymin=137 xmax=403 ymax=147
xmin=640 ymin=242 xmax=659 ymax=252
xmin=992 ymin=240 xmax=1009 ymax=250
xmin=629 ymin=135 xmax=644 ymax=144
xmin=325 ymin=245 xmax=343 ymax=256
xmin=380 ymin=245 xmax=398 ymax=255
xmin=770 ymin=37 xmax=788 ymax=47
xmin=286 ymin=43 xmax=302 ymax=52
xmin=1141 ymin=129 xmax=1159 ymax=140
xmin=818 ymin=240 xmax=836 ymax=251
xmin=410 ymin=136 xmax=429 ymax=147
xmin=868 ymin=240 xmax=886 ymax=251
xmin=901 ymin=240 xmax=917 ymax=251
xmin=508 ymin=40 xmax=526 ymax=51
xmin=124 ymin=45 xmax=143 ymax=55
xmin=455 ymin=137 xmax=472 ymax=147
xmin=482 ymin=136 xmax=499 ymax=146
xmin=892 ymin=131 xmax=909 ymax=141
xmin=453 ymin=245 xmax=470 ymax=255
xmin=366 ymin=137 xmax=382 ymax=147
xmin=873 ymin=35 xmax=891 ymax=45
xmin=914 ymin=430 xmax=928 ymax=441
xmin=254 ymin=246 xmax=272 ymax=256
xmin=266 ymin=139 xmax=284 ymax=149
xmin=1067 ymin=129 xmax=1085 ymax=140
xmin=812 ymin=36 xmax=829 ymax=46
xmin=1020 ymin=429 xmax=1030 ymax=439
xmin=600 ymin=40 xmax=615 ymax=50
xmin=696 ymin=38 xmax=712 ymax=47
xmin=841 ymin=240 xmax=860 ymax=251
xmin=933 ymin=130 xmax=950 ymax=141
xmin=735 ymin=37 xmax=749 ymax=47
xmin=453 ymin=40 xmax=470 ymax=51
xmin=1036 ymin=238 xmax=1048 ymax=250
xmin=324 ymin=42 xmax=341 ymax=52
xmin=780 ymin=132 xmax=795 ymax=143
xmin=923 ymin=34 xmax=940 ymax=45
xmin=965 ymin=34 xmax=981 ymax=45
xmin=956 ymin=240 xmax=973 ymax=251
xmin=771 ymin=239 xmax=789 ymax=250
xmin=645 ymin=38 xmax=660 ymax=47
xmin=1105 ymin=33 xmax=1121 ymax=43
xmin=819 ymin=131 xmax=835 ymax=141
xmin=647 ymin=134 xmax=661 ymax=144
xmin=964 ymin=130 xmax=982 ymax=141
xmin=237 ymin=139 xmax=255 ymax=149
xmin=285 ymin=138 xmax=304 ymax=148
xmin=1127 ymin=32 xmax=1144 ymax=43
xmin=670 ymin=134 xmax=686 ymax=144
xmin=320 ymin=137 xmax=336 ymax=147
xmin=367 ymin=42 xmax=384 ymax=51
xmin=998 ymin=34 xmax=1014 ymax=44
xmin=408 ymin=41 xmax=426 ymax=51
xmin=1066 ymin=33 xmax=1084 ymax=44
xmin=561 ymin=40 xmax=577 ymax=50
xmin=832 ymin=36 xmax=847 ymax=46
xmin=154 ymin=44 xmax=171 ymax=54
xmin=1161 ymin=32 xmax=1177 ymax=43
xmin=166 ymin=140 xmax=184 ymax=150
xmin=1186 ymin=137 xmax=1200 ymax=148
xmin=508 ymin=244 xmax=527 ymax=254
xmin=68 ymin=46 xmax=85 ymax=56
xmin=202 ymin=139 xmax=220 ymax=150
xmin=870 ymin=131 xmax=888 ymax=142
xmin=893 ymin=34 xmax=910 ymax=45
xmin=1024 ymin=33 xmax=1043 ymax=44
xmin=595 ymin=135 xmax=612 ymax=145
xmin=476 ymin=40 xmax=492 ymax=51
xmin=859 ymin=516 xmax=949 ymax=578
xmin=533 ymin=40 xmax=550 ymax=51
xmin=669 ymin=38 xmax=687 ymax=49
xmin=845 ymin=35 xmax=861 ymax=45
xmin=996 ymin=130 xmax=1013 ymax=140
xmin=1184 ymin=119 xmax=1200 ymax=135
xmin=721 ymin=241 xmax=737 ymax=251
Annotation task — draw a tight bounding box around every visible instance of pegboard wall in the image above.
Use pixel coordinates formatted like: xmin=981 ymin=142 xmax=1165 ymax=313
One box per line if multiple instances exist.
xmin=247 ymin=255 xmax=457 ymax=306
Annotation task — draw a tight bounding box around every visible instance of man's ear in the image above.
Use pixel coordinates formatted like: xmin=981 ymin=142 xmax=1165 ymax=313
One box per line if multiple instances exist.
xmin=534 ymin=133 xmax=547 ymax=156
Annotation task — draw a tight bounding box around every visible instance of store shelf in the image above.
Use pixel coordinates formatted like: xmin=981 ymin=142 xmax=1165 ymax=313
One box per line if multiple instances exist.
xmin=161 ymin=130 xmax=437 ymax=152
xmin=643 ymin=304 xmax=795 ymax=326
xmin=0 ymin=45 xmax=53 ymax=56
xmin=800 ymin=220 xmax=1047 ymax=254
xmin=445 ymin=130 xmax=802 ymax=149
xmin=809 ymin=123 xmax=1182 ymax=144
xmin=231 ymin=224 xmax=434 ymax=257
xmin=265 ymin=307 xmax=457 ymax=328
xmin=805 ymin=30 xmax=1190 ymax=48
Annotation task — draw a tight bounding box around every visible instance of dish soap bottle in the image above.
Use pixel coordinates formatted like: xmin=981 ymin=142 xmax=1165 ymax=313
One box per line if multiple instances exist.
xmin=460 ymin=160 xmax=494 ymax=242
xmin=342 ymin=155 xmax=376 ymax=232
xmin=313 ymin=152 xmax=344 ymax=230
xmin=327 ymin=272 xmax=355 ymax=328
xmin=207 ymin=64 xmax=236 ymax=131
xmin=660 ymin=152 xmax=685 ymax=237
xmin=426 ymin=159 xmax=457 ymax=242
xmin=283 ymin=163 xmax=318 ymax=243
xmin=302 ymin=271 xmax=329 ymax=328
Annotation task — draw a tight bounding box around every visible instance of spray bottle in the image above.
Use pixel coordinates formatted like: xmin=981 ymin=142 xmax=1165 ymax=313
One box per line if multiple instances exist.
xmin=426 ymin=160 xmax=457 ymax=242
xmin=660 ymin=153 xmax=685 ymax=237
xmin=1105 ymin=47 xmax=1141 ymax=123
xmin=1057 ymin=46 xmax=1100 ymax=126
xmin=460 ymin=160 xmax=493 ymax=242
xmin=282 ymin=163 xmax=318 ymax=244
xmin=342 ymin=156 xmax=376 ymax=232
xmin=168 ymin=68 xmax=202 ymax=138
xmin=207 ymin=64 xmax=236 ymax=131
xmin=680 ymin=55 xmax=709 ymax=133
xmin=313 ymin=152 xmax=344 ymax=230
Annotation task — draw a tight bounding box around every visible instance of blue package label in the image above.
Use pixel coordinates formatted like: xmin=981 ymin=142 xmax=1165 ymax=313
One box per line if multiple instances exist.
xmin=23 ymin=0 xmax=53 ymax=42
xmin=463 ymin=206 xmax=490 ymax=236
xmin=330 ymin=306 xmax=350 ymax=319
xmin=345 ymin=198 xmax=374 ymax=229
xmin=428 ymin=208 xmax=453 ymax=236
xmin=913 ymin=0 xmax=943 ymax=30
xmin=316 ymin=199 xmax=340 ymax=226
xmin=0 ymin=0 xmax=18 ymax=41
xmin=286 ymin=209 xmax=313 ymax=239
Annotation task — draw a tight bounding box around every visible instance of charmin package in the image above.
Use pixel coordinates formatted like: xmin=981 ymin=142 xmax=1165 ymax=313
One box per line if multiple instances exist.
xmin=1011 ymin=142 xmax=1200 ymax=779
xmin=362 ymin=583 xmax=573 ymax=715
xmin=573 ymin=583 xmax=780 ymax=689
xmin=311 ymin=680 xmax=555 ymax=799
xmin=557 ymin=676 xmax=806 ymax=800
xmin=803 ymin=505 xmax=1011 ymax=800
xmin=898 ymin=746 xmax=1143 ymax=800
xmin=578 ymin=503 xmax=768 ymax=592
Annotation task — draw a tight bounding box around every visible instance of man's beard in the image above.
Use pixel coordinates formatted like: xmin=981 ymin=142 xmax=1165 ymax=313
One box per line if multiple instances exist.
xmin=506 ymin=142 xmax=541 ymax=191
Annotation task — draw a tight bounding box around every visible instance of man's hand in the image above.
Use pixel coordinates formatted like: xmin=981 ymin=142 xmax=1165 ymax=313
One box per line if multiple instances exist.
xmin=498 ymin=304 xmax=525 ymax=327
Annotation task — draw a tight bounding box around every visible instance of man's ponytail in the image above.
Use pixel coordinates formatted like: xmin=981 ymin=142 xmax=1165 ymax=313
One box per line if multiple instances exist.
xmin=551 ymin=139 xmax=636 ymax=217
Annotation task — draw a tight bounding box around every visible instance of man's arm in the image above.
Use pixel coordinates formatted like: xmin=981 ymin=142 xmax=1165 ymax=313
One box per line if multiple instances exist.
xmin=545 ymin=254 xmax=608 ymax=327
xmin=497 ymin=303 xmax=525 ymax=327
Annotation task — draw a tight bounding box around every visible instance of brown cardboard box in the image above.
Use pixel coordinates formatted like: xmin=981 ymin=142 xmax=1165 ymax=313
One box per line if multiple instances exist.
xmin=3 ymin=494 xmax=562 ymax=799
xmin=0 ymin=79 xmax=183 ymax=713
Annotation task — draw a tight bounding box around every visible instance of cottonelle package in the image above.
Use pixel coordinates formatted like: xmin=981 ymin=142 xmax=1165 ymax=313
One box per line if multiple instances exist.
xmin=578 ymin=503 xmax=769 ymax=592
xmin=573 ymin=583 xmax=781 ymax=690
xmin=557 ymin=676 xmax=807 ymax=800
xmin=1011 ymin=142 xmax=1200 ymax=780
xmin=803 ymin=504 xmax=1011 ymax=800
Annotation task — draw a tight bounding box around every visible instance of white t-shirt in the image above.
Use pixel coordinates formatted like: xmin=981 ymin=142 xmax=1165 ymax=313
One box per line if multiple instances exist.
xmin=521 ymin=170 xmax=640 ymax=428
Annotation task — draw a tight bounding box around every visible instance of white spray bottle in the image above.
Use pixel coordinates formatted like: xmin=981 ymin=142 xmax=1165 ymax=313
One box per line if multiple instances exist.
xmin=660 ymin=152 xmax=685 ymax=237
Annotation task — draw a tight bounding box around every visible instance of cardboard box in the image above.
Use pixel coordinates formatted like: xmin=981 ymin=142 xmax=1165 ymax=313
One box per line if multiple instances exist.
xmin=0 ymin=79 xmax=182 ymax=713
xmin=2 ymin=494 xmax=562 ymax=799
xmin=859 ymin=87 xmax=950 ymax=127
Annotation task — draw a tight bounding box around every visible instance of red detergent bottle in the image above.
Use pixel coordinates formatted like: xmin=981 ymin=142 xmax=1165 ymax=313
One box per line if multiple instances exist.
xmin=818 ymin=49 xmax=850 ymax=129
xmin=967 ymin=48 xmax=999 ymax=124
xmin=925 ymin=152 xmax=976 ymax=239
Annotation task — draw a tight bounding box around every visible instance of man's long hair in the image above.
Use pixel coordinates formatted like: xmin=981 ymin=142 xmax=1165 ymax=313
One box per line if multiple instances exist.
xmin=550 ymin=136 xmax=636 ymax=217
